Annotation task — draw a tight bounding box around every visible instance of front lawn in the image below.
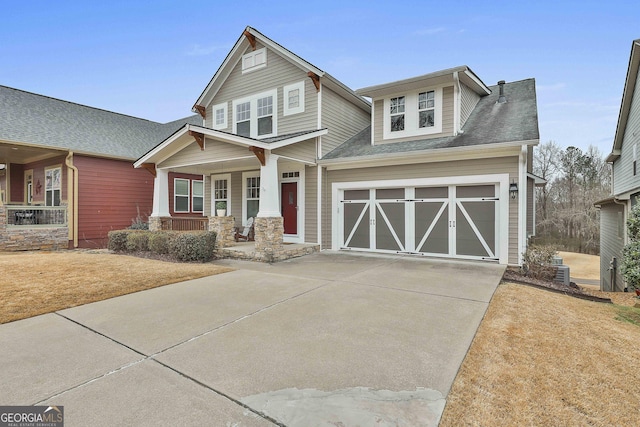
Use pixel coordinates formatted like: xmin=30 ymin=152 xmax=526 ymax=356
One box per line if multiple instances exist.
xmin=0 ymin=250 xmax=232 ymax=324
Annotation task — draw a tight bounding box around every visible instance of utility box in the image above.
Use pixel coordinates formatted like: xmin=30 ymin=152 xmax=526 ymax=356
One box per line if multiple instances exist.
xmin=552 ymin=256 xmax=564 ymax=266
xmin=555 ymin=265 xmax=570 ymax=286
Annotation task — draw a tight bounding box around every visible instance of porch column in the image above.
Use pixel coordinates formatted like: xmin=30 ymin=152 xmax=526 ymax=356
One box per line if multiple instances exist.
xmin=152 ymin=168 xmax=170 ymax=218
xmin=257 ymin=151 xmax=280 ymax=217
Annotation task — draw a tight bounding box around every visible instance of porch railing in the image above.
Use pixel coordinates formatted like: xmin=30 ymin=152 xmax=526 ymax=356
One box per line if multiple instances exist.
xmin=5 ymin=205 xmax=68 ymax=227
xmin=160 ymin=217 xmax=208 ymax=231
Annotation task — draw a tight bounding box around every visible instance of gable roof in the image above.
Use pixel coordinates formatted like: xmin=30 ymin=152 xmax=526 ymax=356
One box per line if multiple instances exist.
xmin=321 ymin=79 xmax=539 ymax=164
xmin=193 ymin=26 xmax=370 ymax=113
xmin=0 ymin=85 xmax=200 ymax=160
xmin=607 ymin=39 xmax=640 ymax=163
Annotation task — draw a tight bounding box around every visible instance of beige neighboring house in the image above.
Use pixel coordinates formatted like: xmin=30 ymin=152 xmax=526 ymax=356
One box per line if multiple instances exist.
xmin=135 ymin=26 xmax=540 ymax=265
xmin=597 ymin=39 xmax=640 ymax=291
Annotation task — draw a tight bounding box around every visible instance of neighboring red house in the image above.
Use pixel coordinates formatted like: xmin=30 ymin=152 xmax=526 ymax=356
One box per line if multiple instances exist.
xmin=0 ymin=85 xmax=200 ymax=249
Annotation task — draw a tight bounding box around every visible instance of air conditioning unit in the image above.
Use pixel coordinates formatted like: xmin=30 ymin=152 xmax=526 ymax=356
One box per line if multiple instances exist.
xmin=555 ymin=265 xmax=570 ymax=286
xmin=552 ymin=256 xmax=563 ymax=266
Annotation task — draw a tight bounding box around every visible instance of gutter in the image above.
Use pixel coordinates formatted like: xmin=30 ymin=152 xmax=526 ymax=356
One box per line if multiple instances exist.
xmin=65 ymin=152 xmax=79 ymax=248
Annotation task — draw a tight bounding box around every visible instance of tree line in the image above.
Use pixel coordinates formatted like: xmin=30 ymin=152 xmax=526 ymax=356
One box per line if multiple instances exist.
xmin=533 ymin=141 xmax=610 ymax=254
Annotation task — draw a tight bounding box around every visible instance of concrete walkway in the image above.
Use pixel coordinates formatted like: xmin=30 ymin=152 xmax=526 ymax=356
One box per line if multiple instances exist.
xmin=0 ymin=251 xmax=505 ymax=426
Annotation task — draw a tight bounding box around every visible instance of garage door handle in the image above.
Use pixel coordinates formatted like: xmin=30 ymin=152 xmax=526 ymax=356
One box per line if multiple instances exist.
xmin=449 ymin=220 xmax=456 ymax=227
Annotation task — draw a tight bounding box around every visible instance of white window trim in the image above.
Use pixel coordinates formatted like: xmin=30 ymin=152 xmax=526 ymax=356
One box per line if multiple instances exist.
xmin=279 ymin=164 xmax=305 ymax=243
xmin=382 ymin=87 xmax=443 ymax=140
xmin=44 ymin=165 xmax=62 ymax=207
xmin=233 ymin=89 xmax=278 ymax=139
xmin=242 ymin=171 xmax=261 ymax=225
xmin=174 ymin=178 xmax=190 ymax=213
xmin=192 ymin=179 xmax=204 ymax=213
xmin=211 ymin=173 xmax=231 ymax=216
xmin=242 ymin=47 xmax=267 ymax=74
xmin=283 ymin=81 xmax=305 ymax=116
xmin=212 ymin=102 xmax=228 ymax=130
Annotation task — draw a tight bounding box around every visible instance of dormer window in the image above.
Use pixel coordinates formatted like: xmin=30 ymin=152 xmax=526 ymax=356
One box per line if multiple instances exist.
xmin=382 ymin=88 xmax=442 ymax=139
xmin=242 ymin=48 xmax=266 ymax=73
xmin=390 ymin=96 xmax=405 ymax=132
xmin=418 ymin=91 xmax=435 ymax=128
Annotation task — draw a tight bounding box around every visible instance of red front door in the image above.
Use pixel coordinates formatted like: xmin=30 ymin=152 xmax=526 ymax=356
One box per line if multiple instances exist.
xmin=281 ymin=182 xmax=298 ymax=235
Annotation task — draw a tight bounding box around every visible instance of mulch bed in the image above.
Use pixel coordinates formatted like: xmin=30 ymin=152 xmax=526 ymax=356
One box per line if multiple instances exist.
xmin=502 ymin=268 xmax=613 ymax=304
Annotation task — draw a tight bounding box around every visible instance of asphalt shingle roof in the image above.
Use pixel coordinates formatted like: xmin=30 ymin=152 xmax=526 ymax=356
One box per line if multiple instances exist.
xmin=323 ymin=79 xmax=539 ymax=160
xmin=0 ymin=85 xmax=200 ymax=159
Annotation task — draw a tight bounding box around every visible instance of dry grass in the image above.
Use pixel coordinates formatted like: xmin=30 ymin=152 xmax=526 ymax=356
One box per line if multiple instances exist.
xmin=558 ymin=251 xmax=600 ymax=279
xmin=440 ymin=282 xmax=640 ymax=427
xmin=0 ymin=250 xmax=233 ymax=324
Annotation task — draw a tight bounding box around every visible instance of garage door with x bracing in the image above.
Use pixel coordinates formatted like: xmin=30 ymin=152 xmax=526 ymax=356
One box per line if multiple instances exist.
xmin=340 ymin=185 xmax=499 ymax=261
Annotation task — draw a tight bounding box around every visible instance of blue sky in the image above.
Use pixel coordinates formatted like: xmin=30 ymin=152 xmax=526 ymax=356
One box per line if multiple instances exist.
xmin=2 ymin=0 xmax=639 ymax=156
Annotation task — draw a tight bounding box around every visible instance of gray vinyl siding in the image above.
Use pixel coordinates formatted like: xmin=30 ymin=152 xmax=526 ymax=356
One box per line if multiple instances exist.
xmin=599 ymin=203 xmax=625 ymax=291
xmin=460 ymin=82 xmax=480 ymax=128
xmin=204 ymin=175 xmax=211 ymax=217
xmin=230 ymin=171 xmax=243 ymax=227
xmin=323 ymin=156 xmax=520 ymax=264
xmin=320 ymin=86 xmax=370 ymax=157
xmin=273 ymin=139 xmax=316 ymax=163
xmin=527 ymin=176 xmax=534 ymax=236
xmin=206 ymin=43 xmax=318 ymax=137
xmin=305 ymin=165 xmax=318 ymax=243
xmin=613 ymin=70 xmax=640 ymax=195
xmin=157 ymin=138 xmax=251 ymax=169
xmin=373 ymin=85 xmax=455 ymax=145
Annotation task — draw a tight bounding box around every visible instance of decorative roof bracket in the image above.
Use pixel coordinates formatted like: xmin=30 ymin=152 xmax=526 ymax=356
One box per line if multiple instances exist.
xmin=141 ymin=163 xmax=156 ymax=178
xmin=249 ymin=146 xmax=265 ymax=166
xmin=193 ymin=104 xmax=206 ymax=119
xmin=243 ymin=30 xmax=257 ymax=50
xmin=308 ymin=72 xmax=320 ymax=92
xmin=188 ymin=131 xmax=205 ymax=150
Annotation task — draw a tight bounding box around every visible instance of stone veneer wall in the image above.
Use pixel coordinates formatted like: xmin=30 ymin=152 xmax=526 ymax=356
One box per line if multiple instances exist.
xmin=209 ymin=216 xmax=235 ymax=248
xmin=0 ymin=206 xmax=69 ymax=251
xmin=253 ymin=216 xmax=284 ymax=262
xmin=148 ymin=216 xmax=162 ymax=232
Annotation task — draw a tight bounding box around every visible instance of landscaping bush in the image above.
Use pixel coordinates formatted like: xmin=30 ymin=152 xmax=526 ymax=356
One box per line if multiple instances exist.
xmin=522 ymin=244 xmax=558 ymax=281
xmin=168 ymin=231 xmax=217 ymax=262
xmin=107 ymin=230 xmax=130 ymax=252
xmin=621 ymin=201 xmax=640 ymax=290
xmin=148 ymin=231 xmax=172 ymax=254
xmin=125 ymin=231 xmax=150 ymax=252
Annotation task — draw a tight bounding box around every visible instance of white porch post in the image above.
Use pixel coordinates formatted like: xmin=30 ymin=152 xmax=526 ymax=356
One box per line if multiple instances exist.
xmin=257 ymin=151 xmax=280 ymax=217
xmin=152 ymin=168 xmax=170 ymax=217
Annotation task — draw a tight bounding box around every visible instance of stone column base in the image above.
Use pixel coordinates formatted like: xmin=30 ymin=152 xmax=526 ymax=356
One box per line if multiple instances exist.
xmin=209 ymin=216 xmax=235 ymax=248
xmin=254 ymin=216 xmax=284 ymax=262
xmin=148 ymin=216 xmax=162 ymax=232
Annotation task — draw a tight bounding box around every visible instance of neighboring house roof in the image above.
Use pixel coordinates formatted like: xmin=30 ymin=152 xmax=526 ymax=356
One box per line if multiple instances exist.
xmin=356 ymin=66 xmax=491 ymax=98
xmin=193 ymin=26 xmax=371 ymax=114
xmin=0 ymin=85 xmax=200 ymax=160
xmin=322 ymin=79 xmax=539 ymax=163
xmin=607 ymin=39 xmax=640 ymax=163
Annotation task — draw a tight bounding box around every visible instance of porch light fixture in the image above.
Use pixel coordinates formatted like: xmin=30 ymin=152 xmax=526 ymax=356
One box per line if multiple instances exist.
xmin=0 ymin=163 xmax=5 ymax=170
xmin=509 ymin=181 xmax=518 ymax=199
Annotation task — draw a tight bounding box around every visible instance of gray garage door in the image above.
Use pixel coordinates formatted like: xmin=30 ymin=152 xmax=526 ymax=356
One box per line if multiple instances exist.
xmin=341 ymin=185 xmax=499 ymax=261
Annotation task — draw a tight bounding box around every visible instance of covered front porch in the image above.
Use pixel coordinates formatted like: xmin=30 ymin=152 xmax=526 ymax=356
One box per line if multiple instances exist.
xmin=135 ymin=124 xmax=326 ymax=261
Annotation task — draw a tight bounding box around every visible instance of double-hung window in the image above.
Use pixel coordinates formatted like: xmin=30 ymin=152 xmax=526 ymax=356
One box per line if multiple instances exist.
xmin=212 ymin=174 xmax=231 ymax=215
xmin=192 ymin=180 xmax=204 ymax=213
xmin=383 ymin=87 xmax=442 ymax=139
xmin=233 ymin=90 xmax=277 ymax=138
xmin=45 ymin=167 xmax=61 ymax=206
xmin=390 ymin=96 xmax=405 ymax=132
xmin=174 ymin=179 xmax=190 ymax=213
xmin=418 ymin=91 xmax=435 ymax=128
xmin=244 ymin=174 xmax=260 ymax=222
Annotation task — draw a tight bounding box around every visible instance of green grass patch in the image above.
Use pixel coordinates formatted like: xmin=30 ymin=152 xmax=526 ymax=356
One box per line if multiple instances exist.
xmin=615 ymin=305 xmax=640 ymax=327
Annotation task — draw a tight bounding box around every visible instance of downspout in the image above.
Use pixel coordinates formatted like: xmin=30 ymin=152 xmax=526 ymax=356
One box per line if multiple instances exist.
xmin=518 ymin=145 xmax=527 ymax=265
xmin=65 ymin=152 xmax=79 ymax=248
xmin=612 ymin=197 xmax=626 ymax=292
xmin=453 ymin=71 xmax=461 ymax=135
xmin=317 ymin=78 xmax=323 ymax=249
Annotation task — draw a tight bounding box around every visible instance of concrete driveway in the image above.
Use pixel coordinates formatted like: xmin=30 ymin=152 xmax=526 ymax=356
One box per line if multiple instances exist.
xmin=0 ymin=252 xmax=504 ymax=426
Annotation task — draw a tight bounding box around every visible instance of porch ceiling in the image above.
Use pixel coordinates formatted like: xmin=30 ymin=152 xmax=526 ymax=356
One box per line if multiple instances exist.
xmin=0 ymin=141 xmax=68 ymax=165
xmin=167 ymin=157 xmax=260 ymax=175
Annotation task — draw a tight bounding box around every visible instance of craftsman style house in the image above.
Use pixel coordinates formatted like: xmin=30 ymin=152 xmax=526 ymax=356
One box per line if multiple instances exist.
xmin=135 ymin=26 xmax=540 ymax=265
xmin=597 ymin=39 xmax=640 ymax=291
xmin=0 ymin=86 xmax=199 ymax=249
